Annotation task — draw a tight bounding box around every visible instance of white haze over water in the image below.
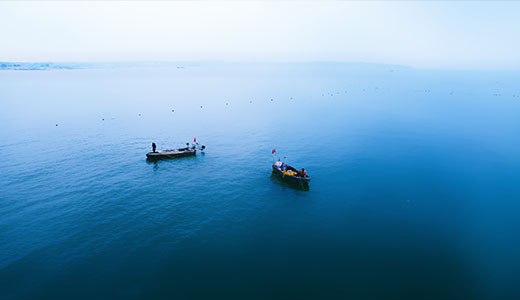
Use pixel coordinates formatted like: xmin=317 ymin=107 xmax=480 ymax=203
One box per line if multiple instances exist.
xmin=0 ymin=1 xmax=519 ymax=70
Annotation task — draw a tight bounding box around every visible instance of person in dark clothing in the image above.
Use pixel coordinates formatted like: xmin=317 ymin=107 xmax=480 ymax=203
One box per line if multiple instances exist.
xmin=152 ymin=142 xmax=157 ymax=153
xmin=301 ymin=168 xmax=307 ymax=177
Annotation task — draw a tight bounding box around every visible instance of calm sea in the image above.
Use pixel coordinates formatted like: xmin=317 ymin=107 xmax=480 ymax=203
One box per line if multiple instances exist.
xmin=1 ymin=63 xmax=519 ymax=299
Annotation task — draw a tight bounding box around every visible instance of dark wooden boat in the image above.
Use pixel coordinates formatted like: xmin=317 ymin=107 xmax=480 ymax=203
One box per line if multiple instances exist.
xmin=272 ymin=161 xmax=310 ymax=185
xmin=146 ymin=147 xmax=196 ymax=160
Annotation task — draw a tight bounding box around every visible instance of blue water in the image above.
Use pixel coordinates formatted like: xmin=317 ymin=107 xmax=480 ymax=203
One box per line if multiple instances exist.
xmin=1 ymin=63 xmax=519 ymax=299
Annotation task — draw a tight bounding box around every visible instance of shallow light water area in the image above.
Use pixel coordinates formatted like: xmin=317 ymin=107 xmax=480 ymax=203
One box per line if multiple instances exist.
xmin=1 ymin=63 xmax=519 ymax=299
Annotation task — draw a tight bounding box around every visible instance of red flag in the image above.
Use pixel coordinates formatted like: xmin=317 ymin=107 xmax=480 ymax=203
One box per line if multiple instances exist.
xmin=272 ymin=148 xmax=276 ymax=154
xmin=194 ymin=137 xmax=196 ymax=143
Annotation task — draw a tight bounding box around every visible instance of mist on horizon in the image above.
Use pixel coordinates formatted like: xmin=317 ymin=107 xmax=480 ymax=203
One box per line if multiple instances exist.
xmin=1 ymin=1 xmax=519 ymax=70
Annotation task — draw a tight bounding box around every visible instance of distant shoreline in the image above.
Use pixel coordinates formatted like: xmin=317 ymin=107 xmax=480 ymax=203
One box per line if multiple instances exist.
xmin=0 ymin=62 xmax=87 ymax=71
xmin=0 ymin=61 xmax=413 ymax=71
xmin=2 ymin=62 xmax=519 ymax=72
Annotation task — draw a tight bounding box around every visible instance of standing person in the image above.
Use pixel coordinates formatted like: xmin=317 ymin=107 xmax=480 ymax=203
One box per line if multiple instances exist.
xmin=152 ymin=142 xmax=157 ymax=153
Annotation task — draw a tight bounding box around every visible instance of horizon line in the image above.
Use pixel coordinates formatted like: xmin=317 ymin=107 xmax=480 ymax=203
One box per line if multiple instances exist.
xmin=2 ymin=60 xmax=520 ymax=72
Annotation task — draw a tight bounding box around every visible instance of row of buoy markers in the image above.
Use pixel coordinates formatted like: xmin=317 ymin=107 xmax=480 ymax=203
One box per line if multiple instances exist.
xmin=57 ymin=89 xmax=519 ymax=127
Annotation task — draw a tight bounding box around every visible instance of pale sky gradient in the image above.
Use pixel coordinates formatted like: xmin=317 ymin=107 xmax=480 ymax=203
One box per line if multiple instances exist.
xmin=1 ymin=1 xmax=519 ymax=69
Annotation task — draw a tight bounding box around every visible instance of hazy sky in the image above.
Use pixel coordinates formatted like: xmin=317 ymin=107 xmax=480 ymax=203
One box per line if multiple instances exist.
xmin=1 ymin=1 xmax=519 ymax=69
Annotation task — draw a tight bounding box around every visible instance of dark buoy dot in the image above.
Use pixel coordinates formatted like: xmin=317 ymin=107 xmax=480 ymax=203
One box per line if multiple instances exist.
xmin=200 ymin=106 xmax=203 ymax=108
xmin=138 ymin=114 xmax=141 ymax=116
xmin=172 ymin=109 xmax=174 ymax=112
xmin=250 ymin=101 xmax=252 ymax=103
xmin=270 ymin=98 xmax=273 ymax=101
xmin=55 ymin=124 xmax=58 ymax=126
xmin=102 ymin=118 xmax=104 ymax=121
xmin=226 ymin=103 xmax=228 ymax=105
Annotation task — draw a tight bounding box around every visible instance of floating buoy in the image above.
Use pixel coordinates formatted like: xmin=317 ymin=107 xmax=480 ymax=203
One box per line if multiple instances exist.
xmin=250 ymin=101 xmax=252 ymax=103
xmin=55 ymin=124 xmax=58 ymax=126
xmin=226 ymin=102 xmax=228 ymax=105
xmin=172 ymin=109 xmax=174 ymax=112
xmin=200 ymin=106 xmax=203 ymax=108
xmin=270 ymin=98 xmax=273 ymax=101
xmin=102 ymin=118 xmax=104 ymax=121
xmin=138 ymin=114 xmax=141 ymax=116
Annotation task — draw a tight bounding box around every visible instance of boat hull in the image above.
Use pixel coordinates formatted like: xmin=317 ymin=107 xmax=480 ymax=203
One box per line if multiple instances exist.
xmin=146 ymin=149 xmax=196 ymax=160
xmin=272 ymin=165 xmax=311 ymax=185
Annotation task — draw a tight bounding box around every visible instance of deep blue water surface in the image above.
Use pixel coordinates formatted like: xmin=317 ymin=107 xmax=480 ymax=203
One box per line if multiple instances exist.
xmin=1 ymin=63 xmax=519 ymax=299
